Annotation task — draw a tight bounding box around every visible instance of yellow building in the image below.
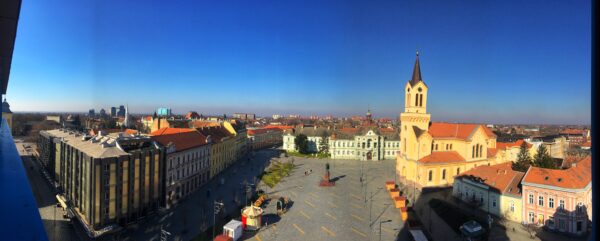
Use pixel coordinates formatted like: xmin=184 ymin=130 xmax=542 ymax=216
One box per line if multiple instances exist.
xmin=2 ymin=98 xmax=13 ymax=132
xmin=396 ymin=52 xmax=513 ymax=189
xmin=196 ymin=125 xmax=236 ymax=179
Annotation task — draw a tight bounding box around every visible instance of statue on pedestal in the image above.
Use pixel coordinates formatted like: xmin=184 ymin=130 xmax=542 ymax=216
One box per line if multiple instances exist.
xmin=319 ymin=162 xmax=335 ymax=187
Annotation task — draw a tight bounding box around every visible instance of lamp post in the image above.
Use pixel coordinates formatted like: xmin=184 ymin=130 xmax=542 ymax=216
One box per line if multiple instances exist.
xmin=379 ymin=219 xmax=392 ymax=241
xmin=212 ymin=200 xmax=224 ymax=240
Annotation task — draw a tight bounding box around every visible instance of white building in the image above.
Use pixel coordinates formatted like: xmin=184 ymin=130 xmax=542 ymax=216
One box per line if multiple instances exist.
xmin=329 ymin=127 xmax=400 ymax=161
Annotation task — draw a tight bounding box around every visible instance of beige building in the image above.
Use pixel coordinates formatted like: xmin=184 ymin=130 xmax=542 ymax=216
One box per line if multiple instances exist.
xmin=150 ymin=128 xmax=210 ymax=209
xmin=453 ymin=163 xmax=525 ymax=223
xmin=38 ymin=129 xmax=164 ymax=237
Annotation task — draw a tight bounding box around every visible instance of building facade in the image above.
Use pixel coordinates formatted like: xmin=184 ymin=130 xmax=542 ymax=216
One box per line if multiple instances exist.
xmin=521 ymin=156 xmax=591 ymax=236
xmin=196 ymin=125 xmax=236 ymax=179
xmin=282 ymin=126 xmax=331 ymax=153
xmin=396 ymin=53 xmax=504 ymax=189
xmin=247 ymin=127 xmax=283 ymax=150
xmin=328 ymin=128 xmax=400 ymax=161
xmin=150 ymin=128 xmax=210 ymax=209
xmin=39 ymin=129 xmax=164 ymax=236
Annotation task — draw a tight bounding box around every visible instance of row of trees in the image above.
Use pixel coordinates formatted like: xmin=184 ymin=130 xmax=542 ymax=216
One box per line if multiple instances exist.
xmin=512 ymin=141 xmax=558 ymax=171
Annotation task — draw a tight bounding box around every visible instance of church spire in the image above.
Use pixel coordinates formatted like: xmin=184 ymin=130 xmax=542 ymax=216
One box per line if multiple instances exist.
xmin=410 ymin=50 xmax=422 ymax=86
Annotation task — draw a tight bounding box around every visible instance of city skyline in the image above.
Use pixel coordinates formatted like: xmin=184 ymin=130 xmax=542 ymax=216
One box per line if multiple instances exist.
xmin=7 ymin=0 xmax=591 ymax=125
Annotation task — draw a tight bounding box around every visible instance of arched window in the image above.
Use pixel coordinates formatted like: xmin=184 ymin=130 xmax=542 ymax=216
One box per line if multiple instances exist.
xmin=472 ymin=145 xmax=475 ymax=158
xmin=456 ymin=168 xmax=460 ymax=175
xmin=428 ymin=170 xmax=433 ymax=182
xmin=442 ymin=169 xmax=446 ymax=180
xmin=415 ymin=93 xmax=420 ymax=106
xmin=479 ymin=145 xmax=483 ymax=158
xmin=419 ymin=94 xmax=423 ymax=107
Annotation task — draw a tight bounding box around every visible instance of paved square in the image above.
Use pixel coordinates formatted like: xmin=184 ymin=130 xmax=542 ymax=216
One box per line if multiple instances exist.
xmin=251 ymin=156 xmax=408 ymax=241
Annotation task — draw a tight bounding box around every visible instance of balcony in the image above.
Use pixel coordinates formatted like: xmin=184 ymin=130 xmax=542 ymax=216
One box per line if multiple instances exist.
xmin=0 ymin=118 xmax=48 ymax=240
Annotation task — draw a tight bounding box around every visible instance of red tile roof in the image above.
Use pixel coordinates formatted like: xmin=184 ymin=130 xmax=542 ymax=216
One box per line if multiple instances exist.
xmin=428 ymin=122 xmax=495 ymax=140
xmin=150 ymin=129 xmax=208 ymax=152
xmin=379 ymin=127 xmax=396 ymax=133
xmin=496 ymin=139 xmax=532 ymax=150
xmin=457 ymin=162 xmax=525 ymax=196
xmin=581 ymin=141 xmax=591 ymax=147
xmin=264 ymin=125 xmax=294 ymax=131
xmin=185 ymin=111 xmax=201 ymax=119
xmin=523 ymin=156 xmax=591 ymax=189
xmin=418 ymin=151 xmax=466 ymax=164
xmin=339 ymin=127 xmax=360 ymax=133
xmin=487 ymin=148 xmax=497 ymax=158
xmin=190 ymin=121 xmax=221 ymax=128
xmin=559 ymin=128 xmax=587 ymax=135
xmin=144 ymin=116 xmax=153 ymax=121
xmin=196 ymin=126 xmax=233 ymax=144
xmin=150 ymin=127 xmax=195 ymax=136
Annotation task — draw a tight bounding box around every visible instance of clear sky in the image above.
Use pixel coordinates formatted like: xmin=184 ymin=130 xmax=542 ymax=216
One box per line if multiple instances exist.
xmin=8 ymin=0 xmax=591 ymax=124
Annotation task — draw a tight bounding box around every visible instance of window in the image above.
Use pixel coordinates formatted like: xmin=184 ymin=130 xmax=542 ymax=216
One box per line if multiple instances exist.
xmin=428 ymin=170 xmax=433 ymax=181
xmin=549 ymin=197 xmax=554 ymax=208
xmin=538 ymin=196 xmax=544 ymax=206
xmin=419 ymin=94 xmax=423 ymax=106
xmin=529 ymin=212 xmax=535 ymax=223
xmin=559 ymin=219 xmax=565 ymax=230
xmin=577 ymin=202 xmax=584 ymax=213
xmin=559 ymin=199 xmax=565 ymax=209
xmin=492 ymin=198 xmax=496 ymax=207
xmin=442 ymin=169 xmax=446 ymax=180
xmin=529 ymin=194 xmax=534 ymax=204
xmin=456 ymin=168 xmax=460 ymax=175
xmin=510 ymin=202 xmax=515 ymax=212
xmin=576 ymin=221 xmax=582 ymax=232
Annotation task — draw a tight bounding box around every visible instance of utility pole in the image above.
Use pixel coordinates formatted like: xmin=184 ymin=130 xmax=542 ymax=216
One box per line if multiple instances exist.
xmin=212 ymin=200 xmax=224 ymax=240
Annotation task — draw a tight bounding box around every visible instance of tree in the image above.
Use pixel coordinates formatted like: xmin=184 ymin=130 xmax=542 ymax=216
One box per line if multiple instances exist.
xmin=512 ymin=141 xmax=532 ymax=172
xmin=318 ymin=130 xmax=329 ymax=153
xmin=533 ymin=144 xmax=557 ymax=169
xmin=294 ymin=134 xmax=309 ymax=154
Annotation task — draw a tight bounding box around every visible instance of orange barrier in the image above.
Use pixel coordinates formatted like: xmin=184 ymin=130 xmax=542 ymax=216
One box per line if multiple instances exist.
xmin=385 ymin=181 xmax=395 ymax=191
xmin=394 ymin=196 xmax=406 ymax=208
xmin=389 ymin=188 xmax=400 ymax=199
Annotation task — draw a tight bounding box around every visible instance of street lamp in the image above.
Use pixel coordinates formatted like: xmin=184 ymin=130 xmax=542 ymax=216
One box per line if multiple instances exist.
xmin=212 ymin=201 xmax=224 ymax=240
xmin=379 ymin=219 xmax=392 ymax=241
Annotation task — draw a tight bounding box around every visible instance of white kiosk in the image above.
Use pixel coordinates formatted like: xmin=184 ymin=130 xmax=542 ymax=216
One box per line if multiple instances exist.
xmin=222 ymin=219 xmax=243 ymax=241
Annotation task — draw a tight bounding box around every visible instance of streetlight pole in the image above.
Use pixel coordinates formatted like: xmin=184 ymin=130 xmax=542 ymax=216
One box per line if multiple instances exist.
xmin=379 ymin=220 xmax=392 ymax=241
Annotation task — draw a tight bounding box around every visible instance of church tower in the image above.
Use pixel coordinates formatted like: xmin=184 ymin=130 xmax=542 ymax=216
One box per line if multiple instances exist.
xmin=399 ymin=51 xmax=431 ymax=160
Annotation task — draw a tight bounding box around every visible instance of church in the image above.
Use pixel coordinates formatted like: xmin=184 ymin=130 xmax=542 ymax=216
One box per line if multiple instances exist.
xmin=396 ymin=52 xmax=509 ymax=189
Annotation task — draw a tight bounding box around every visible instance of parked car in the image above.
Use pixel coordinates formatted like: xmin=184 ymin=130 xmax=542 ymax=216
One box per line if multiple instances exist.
xmin=459 ymin=220 xmax=485 ymax=241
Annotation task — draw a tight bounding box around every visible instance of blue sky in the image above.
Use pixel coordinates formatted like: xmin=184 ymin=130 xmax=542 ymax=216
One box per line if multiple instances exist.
xmin=8 ymin=0 xmax=591 ymax=124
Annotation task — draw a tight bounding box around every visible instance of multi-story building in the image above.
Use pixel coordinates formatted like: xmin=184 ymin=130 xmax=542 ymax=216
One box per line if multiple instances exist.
xmin=282 ymin=126 xmax=332 ymax=153
xmin=247 ymin=127 xmax=283 ymax=150
xmin=233 ymin=113 xmax=255 ymax=120
xmin=196 ymin=125 xmax=236 ymax=179
xmin=396 ymin=53 xmax=503 ymax=189
xmin=110 ymin=107 xmax=117 ymax=117
xmin=88 ymin=109 xmax=95 ymax=117
xmin=496 ymin=139 xmax=536 ymax=163
xmin=150 ymin=128 xmax=210 ymax=209
xmin=453 ymin=163 xmax=525 ymax=223
xmin=526 ymin=135 xmax=567 ymax=159
xmin=328 ymin=127 xmax=400 ymax=161
xmin=521 ymin=156 xmax=591 ymax=237
xmin=559 ymin=129 xmax=590 ymax=147
xmin=38 ymin=129 xmax=165 ymax=237
xmin=118 ymin=105 xmax=125 ymax=117
xmin=99 ymin=109 xmax=107 ymax=117
xmin=225 ymin=119 xmax=248 ymax=162
xmin=156 ymin=107 xmax=171 ymax=116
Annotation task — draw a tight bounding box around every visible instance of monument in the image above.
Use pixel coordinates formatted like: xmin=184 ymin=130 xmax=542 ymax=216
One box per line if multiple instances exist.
xmin=319 ymin=162 xmax=335 ymax=186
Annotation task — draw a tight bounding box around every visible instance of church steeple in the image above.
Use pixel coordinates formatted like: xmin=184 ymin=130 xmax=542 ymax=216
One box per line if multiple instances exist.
xmin=409 ymin=50 xmax=423 ymax=86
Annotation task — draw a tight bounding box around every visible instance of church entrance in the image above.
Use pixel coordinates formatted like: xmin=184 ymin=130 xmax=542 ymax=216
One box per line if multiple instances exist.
xmin=367 ymin=151 xmax=372 ymax=160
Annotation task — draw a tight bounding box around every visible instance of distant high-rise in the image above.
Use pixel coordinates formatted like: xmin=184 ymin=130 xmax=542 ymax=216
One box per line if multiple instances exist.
xmin=99 ymin=108 xmax=107 ymax=117
xmin=88 ymin=109 xmax=95 ymax=117
xmin=118 ymin=105 xmax=125 ymax=117
xmin=156 ymin=107 xmax=171 ymax=116
xmin=110 ymin=107 xmax=117 ymax=117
